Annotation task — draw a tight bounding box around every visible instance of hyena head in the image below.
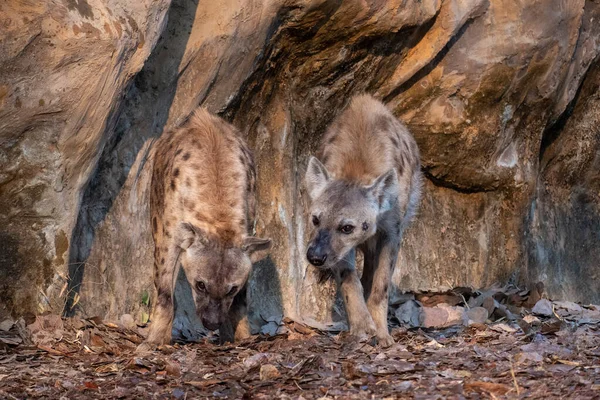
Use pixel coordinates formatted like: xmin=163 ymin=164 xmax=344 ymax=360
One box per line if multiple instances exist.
xmin=178 ymin=223 xmax=271 ymax=330
xmin=304 ymin=156 xmax=398 ymax=270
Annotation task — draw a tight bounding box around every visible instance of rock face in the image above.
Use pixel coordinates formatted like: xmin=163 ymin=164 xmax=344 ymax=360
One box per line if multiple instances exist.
xmin=1 ymin=0 xmax=599 ymax=329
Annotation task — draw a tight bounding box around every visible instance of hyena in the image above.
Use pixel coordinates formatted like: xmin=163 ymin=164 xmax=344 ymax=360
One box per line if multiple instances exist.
xmin=142 ymin=108 xmax=271 ymax=350
xmin=305 ymin=94 xmax=422 ymax=346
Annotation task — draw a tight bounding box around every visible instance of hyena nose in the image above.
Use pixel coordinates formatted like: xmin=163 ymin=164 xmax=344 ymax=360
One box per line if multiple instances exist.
xmin=307 ymin=246 xmax=327 ymax=266
xmin=201 ymin=316 xmax=220 ymax=331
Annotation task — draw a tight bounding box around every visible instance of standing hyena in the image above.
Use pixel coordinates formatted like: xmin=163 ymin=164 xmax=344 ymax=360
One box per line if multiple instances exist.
xmin=142 ymin=108 xmax=271 ymax=350
xmin=305 ymin=94 xmax=422 ymax=346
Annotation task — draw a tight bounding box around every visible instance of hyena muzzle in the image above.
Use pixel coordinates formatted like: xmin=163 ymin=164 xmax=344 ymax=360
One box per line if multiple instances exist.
xmin=140 ymin=107 xmax=271 ymax=351
xmin=305 ymin=94 xmax=422 ymax=347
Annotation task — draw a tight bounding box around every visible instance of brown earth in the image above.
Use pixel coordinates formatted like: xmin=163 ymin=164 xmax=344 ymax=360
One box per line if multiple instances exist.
xmin=0 ymin=0 xmax=599 ymax=334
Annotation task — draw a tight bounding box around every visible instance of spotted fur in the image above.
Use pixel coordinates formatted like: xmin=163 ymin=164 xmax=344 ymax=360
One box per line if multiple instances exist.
xmin=305 ymin=94 xmax=422 ymax=347
xmin=141 ymin=108 xmax=270 ymax=350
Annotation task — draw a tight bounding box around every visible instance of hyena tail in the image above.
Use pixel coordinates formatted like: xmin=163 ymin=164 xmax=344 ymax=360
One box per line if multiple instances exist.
xmin=400 ymin=167 xmax=423 ymax=234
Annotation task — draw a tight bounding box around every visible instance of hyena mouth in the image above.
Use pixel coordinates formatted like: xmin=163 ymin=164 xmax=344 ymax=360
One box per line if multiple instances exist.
xmin=316 ymin=267 xmax=336 ymax=283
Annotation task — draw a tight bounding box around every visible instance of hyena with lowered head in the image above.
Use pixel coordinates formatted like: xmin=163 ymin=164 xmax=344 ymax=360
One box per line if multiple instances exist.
xmin=305 ymin=94 xmax=422 ymax=346
xmin=142 ymin=108 xmax=271 ymax=350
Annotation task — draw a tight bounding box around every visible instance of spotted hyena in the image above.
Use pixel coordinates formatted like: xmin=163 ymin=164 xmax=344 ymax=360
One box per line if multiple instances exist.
xmin=142 ymin=108 xmax=271 ymax=349
xmin=305 ymin=94 xmax=422 ymax=346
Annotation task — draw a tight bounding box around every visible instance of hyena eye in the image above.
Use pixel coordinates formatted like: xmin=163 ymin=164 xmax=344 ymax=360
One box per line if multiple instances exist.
xmin=312 ymin=215 xmax=320 ymax=226
xmin=227 ymin=286 xmax=238 ymax=296
xmin=196 ymin=281 xmax=206 ymax=292
xmin=339 ymin=225 xmax=355 ymax=234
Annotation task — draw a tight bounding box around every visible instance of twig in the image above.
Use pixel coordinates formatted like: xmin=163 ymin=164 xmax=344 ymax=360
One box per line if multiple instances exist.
xmin=510 ymin=357 xmax=520 ymax=395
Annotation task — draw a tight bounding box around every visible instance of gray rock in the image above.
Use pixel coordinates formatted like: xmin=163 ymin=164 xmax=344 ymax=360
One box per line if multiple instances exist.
xmin=532 ymin=299 xmax=554 ymax=317
xmin=395 ymin=300 xmax=421 ymax=328
xmin=466 ymin=307 xmax=489 ymax=325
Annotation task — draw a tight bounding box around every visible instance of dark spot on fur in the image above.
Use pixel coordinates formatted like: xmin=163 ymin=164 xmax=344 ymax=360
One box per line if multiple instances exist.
xmin=376 ymin=115 xmax=393 ymax=133
xmin=152 ymin=217 xmax=157 ymax=233
xmin=344 ymin=295 xmax=349 ymax=303
xmin=182 ymin=152 xmax=190 ymax=161
xmin=327 ymin=135 xmax=337 ymax=145
xmin=397 ymin=155 xmax=405 ymax=171
xmin=362 ymin=222 xmax=369 ymax=231
xmin=370 ymin=289 xmax=384 ymax=305
xmin=160 ymin=257 xmax=165 ymax=265
xmin=157 ymin=290 xmax=172 ymax=307
xmin=390 ymin=136 xmax=399 ymax=147
xmin=173 ymin=168 xmax=180 ymax=177
xmin=339 ymin=268 xmax=351 ymax=281
xmin=170 ymin=180 xmax=176 ymax=190
xmin=175 ymin=149 xmax=182 ymax=156
xmin=165 ymin=231 xmax=171 ymax=239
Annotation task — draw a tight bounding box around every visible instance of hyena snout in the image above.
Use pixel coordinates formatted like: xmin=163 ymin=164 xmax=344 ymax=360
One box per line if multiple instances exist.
xmin=307 ymin=229 xmax=332 ymax=267
xmin=306 ymin=245 xmax=328 ymax=267
xmin=199 ymin=299 xmax=227 ymax=331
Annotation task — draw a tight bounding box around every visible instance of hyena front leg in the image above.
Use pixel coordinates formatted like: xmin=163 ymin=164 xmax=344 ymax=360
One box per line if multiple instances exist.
xmin=139 ymin=238 xmax=181 ymax=351
xmin=219 ymin=286 xmax=251 ymax=344
xmin=336 ymin=249 xmax=377 ymax=340
xmin=365 ymin=235 xmax=400 ymax=347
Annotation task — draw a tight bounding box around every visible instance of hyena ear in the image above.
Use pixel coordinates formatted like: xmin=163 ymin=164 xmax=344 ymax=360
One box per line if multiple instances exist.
xmin=305 ymin=156 xmax=330 ymax=200
xmin=367 ymin=168 xmax=399 ymax=214
xmin=242 ymin=237 xmax=272 ymax=263
xmin=178 ymin=222 xmax=206 ymax=250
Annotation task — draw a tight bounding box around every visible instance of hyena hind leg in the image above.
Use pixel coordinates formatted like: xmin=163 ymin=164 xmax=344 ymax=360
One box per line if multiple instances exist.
xmin=365 ymin=237 xmax=400 ymax=348
xmin=138 ymin=240 xmax=181 ymax=352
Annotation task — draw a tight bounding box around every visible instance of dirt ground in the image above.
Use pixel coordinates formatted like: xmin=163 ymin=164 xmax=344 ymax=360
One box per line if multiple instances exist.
xmin=0 ymin=309 xmax=599 ymax=399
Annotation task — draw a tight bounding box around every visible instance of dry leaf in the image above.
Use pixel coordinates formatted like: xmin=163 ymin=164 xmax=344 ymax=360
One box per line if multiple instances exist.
xmin=465 ymin=381 xmax=510 ymax=395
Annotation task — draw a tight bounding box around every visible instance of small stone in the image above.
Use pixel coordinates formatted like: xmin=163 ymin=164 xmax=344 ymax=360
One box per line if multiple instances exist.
xmin=393 ymin=381 xmax=413 ymax=392
xmin=442 ymin=305 xmax=466 ymax=326
xmin=119 ymin=314 xmax=136 ymax=330
xmin=0 ymin=319 xmax=15 ymax=332
xmin=421 ymin=304 xmax=466 ymax=328
xmin=523 ymin=314 xmax=541 ymax=325
xmin=395 ymin=300 xmax=421 ymax=327
xmin=259 ymin=364 xmax=280 ymax=381
xmin=466 ymin=307 xmax=488 ymax=324
xmin=532 ymin=299 xmax=554 ymax=317
xmin=420 ymin=307 xmax=448 ymax=328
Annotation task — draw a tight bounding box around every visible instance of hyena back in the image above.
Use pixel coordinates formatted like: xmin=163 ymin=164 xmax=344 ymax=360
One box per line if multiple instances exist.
xmin=144 ymin=108 xmax=270 ymax=349
xmin=305 ymin=94 xmax=422 ymax=346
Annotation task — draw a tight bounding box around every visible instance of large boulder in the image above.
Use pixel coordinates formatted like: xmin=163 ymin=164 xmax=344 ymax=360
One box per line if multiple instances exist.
xmin=0 ymin=0 xmax=169 ymax=319
xmin=0 ymin=0 xmax=599 ymax=329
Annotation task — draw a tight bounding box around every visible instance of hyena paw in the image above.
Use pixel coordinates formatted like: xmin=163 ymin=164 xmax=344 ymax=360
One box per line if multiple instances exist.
xmin=349 ymin=321 xmax=377 ymax=342
xmin=376 ymin=332 xmax=394 ymax=348
xmin=135 ymin=341 xmax=155 ymax=354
